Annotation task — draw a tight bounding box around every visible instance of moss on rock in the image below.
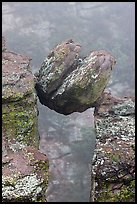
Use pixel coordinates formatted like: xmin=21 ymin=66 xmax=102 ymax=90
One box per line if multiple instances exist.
xmin=2 ymin=40 xmax=49 ymax=202
xmin=90 ymin=93 xmax=135 ymax=202
xmin=2 ymin=50 xmax=39 ymax=147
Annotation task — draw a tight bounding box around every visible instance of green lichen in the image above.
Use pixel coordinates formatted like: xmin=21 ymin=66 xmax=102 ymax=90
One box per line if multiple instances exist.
xmin=116 ymin=180 xmax=135 ymax=202
xmin=2 ymin=175 xmax=19 ymax=187
xmin=33 ymin=160 xmax=49 ymax=201
xmin=96 ymin=180 xmax=135 ymax=202
xmin=2 ymin=46 xmax=48 ymax=202
xmin=110 ymin=154 xmax=120 ymax=163
xmin=94 ymin=97 xmax=135 ymax=202
xmin=54 ymin=74 xmax=110 ymax=109
xmin=131 ymin=144 xmax=135 ymax=151
xmin=2 ymin=148 xmax=49 ymax=202
xmin=34 ymin=160 xmax=49 ymax=180
xmin=2 ymin=93 xmax=39 ymax=147
xmin=34 ymin=160 xmax=49 ymax=172
xmin=54 ymin=45 xmax=69 ymax=60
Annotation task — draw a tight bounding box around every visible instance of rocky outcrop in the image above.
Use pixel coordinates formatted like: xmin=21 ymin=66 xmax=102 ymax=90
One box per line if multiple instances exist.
xmin=2 ymin=37 xmax=49 ymax=202
xmin=35 ymin=39 xmax=116 ymax=115
xmin=3 ymin=36 xmax=134 ymax=202
xmin=90 ymin=92 xmax=135 ymax=202
xmin=2 ymin=38 xmax=38 ymax=147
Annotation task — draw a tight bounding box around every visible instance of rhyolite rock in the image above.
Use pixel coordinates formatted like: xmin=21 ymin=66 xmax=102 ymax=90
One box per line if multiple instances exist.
xmin=90 ymin=92 xmax=135 ymax=202
xmin=2 ymin=38 xmax=49 ymax=202
xmin=2 ymin=138 xmax=49 ymax=202
xmin=35 ymin=39 xmax=116 ymax=115
xmin=2 ymin=42 xmax=38 ymax=147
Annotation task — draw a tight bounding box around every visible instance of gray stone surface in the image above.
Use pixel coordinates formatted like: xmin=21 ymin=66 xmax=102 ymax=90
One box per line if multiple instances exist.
xmin=90 ymin=92 xmax=135 ymax=202
xmin=35 ymin=39 xmax=116 ymax=115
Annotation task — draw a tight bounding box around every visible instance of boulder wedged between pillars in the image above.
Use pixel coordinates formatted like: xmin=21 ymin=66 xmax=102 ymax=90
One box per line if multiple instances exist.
xmin=35 ymin=39 xmax=116 ymax=115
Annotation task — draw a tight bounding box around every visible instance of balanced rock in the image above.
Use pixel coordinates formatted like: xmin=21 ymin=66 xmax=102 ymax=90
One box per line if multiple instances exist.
xmin=35 ymin=39 xmax=116 ymax=115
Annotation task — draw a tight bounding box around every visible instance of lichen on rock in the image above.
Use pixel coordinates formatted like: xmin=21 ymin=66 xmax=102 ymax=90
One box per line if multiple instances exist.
xmin=2 ymin=48 xmax=38 ymax=147
xmin=2 ymin=139 xmax=49 ymax=202
xmin=35 ymin=39 xmax=116 ymax=115
xmin=90 ymin=93 xmax=135 ymax=202
xmin=2 ymin=38 xmax=49 ymax=202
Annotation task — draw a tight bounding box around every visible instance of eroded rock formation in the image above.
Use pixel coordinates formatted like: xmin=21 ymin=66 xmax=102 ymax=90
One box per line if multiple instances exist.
xmin=2 ymin=37 xmax=49 ymax=202
xmin=2 ymin=37 xmax=134 ymax=202
xmin=90 ymin=92 xmax=135 ymax=202
xmin=35 ymin=39 xmax=116 ymax=115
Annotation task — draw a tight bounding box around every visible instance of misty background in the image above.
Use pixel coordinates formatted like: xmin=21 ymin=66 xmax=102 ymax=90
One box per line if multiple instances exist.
xmin=2 ymin=2 xmax=135 ymax=202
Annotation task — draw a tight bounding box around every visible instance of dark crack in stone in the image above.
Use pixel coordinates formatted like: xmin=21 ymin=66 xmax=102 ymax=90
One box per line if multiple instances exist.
xmin=35 ymin=39 xmax=116 ymax=115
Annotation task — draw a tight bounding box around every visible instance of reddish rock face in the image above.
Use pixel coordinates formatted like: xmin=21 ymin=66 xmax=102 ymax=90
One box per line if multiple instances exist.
xmin=2 ymin=50 xmax=33 ymax=102
xmin=2 ymin=45 xmax=38 ymax=146
xmin=3 ymin=138 xmax=48 ymax=178
xmin=2 ymin=38 xmax=49 ymax=202
xmin=35 ymin=39 xmax=116 ymax=115
xmin=2 ymin=138 xmax=49 ymax=202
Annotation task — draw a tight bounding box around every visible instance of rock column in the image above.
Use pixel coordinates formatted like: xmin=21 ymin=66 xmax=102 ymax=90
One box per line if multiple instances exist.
xmin=90 ymin=92 xmax=135 ymax=202
xmin=2 ymin=37 xmax=49 ymax=202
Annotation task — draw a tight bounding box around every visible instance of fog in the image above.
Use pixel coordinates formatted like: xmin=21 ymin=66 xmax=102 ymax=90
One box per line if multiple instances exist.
xmin=2 ymin=2 xmax=135 ymax=202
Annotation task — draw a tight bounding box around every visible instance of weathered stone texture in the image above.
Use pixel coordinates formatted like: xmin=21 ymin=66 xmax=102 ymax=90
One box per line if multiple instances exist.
xmin=2 ymin=138 xmax=49 ymax=202
xmin=35 ymin=39 xmax=116 ymax=115
xmin=2 ymin=44 xmax=38 ymax=147
xmin=2 ymin=38 xmax=49 ymax=202
xmin=90 ymin=92 xmax=135 ymax=202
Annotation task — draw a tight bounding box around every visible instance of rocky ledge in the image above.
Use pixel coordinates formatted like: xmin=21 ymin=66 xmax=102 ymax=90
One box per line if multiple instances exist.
xmin=90 ymin=92 xmax=135 ymax=202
